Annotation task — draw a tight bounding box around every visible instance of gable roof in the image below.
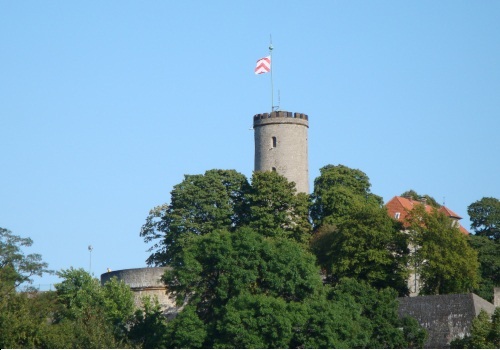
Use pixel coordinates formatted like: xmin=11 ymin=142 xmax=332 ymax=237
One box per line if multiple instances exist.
xmin=439 ymin=206 xmax=462 ymax=219
xmin=386 ymin=196 xmax=469 ymax=234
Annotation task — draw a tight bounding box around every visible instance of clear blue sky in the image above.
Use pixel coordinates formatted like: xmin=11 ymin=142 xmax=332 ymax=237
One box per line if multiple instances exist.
xmin=1 ymin=1 xmax=499 ymax=289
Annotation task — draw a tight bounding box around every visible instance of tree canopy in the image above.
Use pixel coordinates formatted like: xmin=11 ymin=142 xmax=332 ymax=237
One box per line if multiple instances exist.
xmin=467 ymin=197 xmax=500 ymax=302
xmin=161 ymin=225 xmax=425 ymax=348
xmin=310 ymin=164 xmax=383 ymax=227
xmin=451 ymin=308 xmax=500 ymax=349
xmin=309 ymin=164 xmax=409 ymax=295
xmin=248 ymin=171 xmax=312 ymax=244
xmin=0 ymin=227 xmax=52 ymax=298
xmin=406 ymin=205 xmax=480 ymax=295
xmin=141 ymin=169 xmax=313 ymax=267
xmin=311 ymin=203 xmax=409 ymax=295
xmin=140 ymin=169 xmax=251 ymax=265
xmin=468 ymin=197 xmax=500 ymax=241
xmin=400 ymin=190 xmax=441 ymax=208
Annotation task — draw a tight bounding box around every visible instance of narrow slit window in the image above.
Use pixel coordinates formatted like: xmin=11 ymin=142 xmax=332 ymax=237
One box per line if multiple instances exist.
xmin=272 ymin=136 xmax=277 ymax=148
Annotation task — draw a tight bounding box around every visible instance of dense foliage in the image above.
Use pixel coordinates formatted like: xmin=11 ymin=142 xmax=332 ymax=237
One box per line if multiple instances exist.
xmin=310 ymin=164 xmax=383 ymax=228
xmin=5 ymin=165 xmax=496 ymax=348
xmin=310 ymin=165 xmax=409 ymax=296
xmin=405 ymin=205 xmax=479 ymax=295
xmin=0 ymin=228 xmax=52 ymax=298
xmin=0 ymin=233 xmax=167 ymax=349
xmin=451 ymin=308 xmax=500 ymax=348
xmin=161 ymin=226 xmax=425 ymax=348
xmin=468 ymin=197 xmax=500 ymax=241
xmin=467 ymin=197 xmax=500 ymax=303
xmin=400 ymin=189 xmax=441 ymax=208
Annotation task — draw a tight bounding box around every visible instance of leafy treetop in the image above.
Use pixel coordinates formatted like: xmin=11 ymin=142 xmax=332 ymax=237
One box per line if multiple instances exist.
xmin=468 ymin=197 xmax=500 ymax=241
xmin=400 ymin=190 xmax=441 ymax=208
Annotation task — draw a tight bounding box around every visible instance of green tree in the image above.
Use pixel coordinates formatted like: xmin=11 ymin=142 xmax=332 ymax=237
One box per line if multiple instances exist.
xmin=311 ymin=203 xmax=409 ymax=295
xmin=331 ymin=278 xmax=427 ymax=348
xmin=451 ymin=308 xmax=500 ymax=348
xmin=163 ymin=305 xmax=207 ymax=348
xmin=0 ymin=290 xmax=58 ymax=348
xmin=310 ymin=164 xmax=383 ymax=227
xmin=309 ymin=166 xmax=409 ymax=295
xmin=140 ymin=169 xmax=251 ymax=265
xmin=468 ymin=197 xmax=500 ymax=240
xmin=406 ymin=205 xmax=480 ymax=295
xmin=163 ymin=227 xmax=322 ymax=346
xmin=469 ymin=235 xmax=500 ymax=302
xmin=214 ymin=293 xmax=296 ymax=348
xmin=0 ymin=227 xmax=52 ymax=298
xmin=400 ymin=189 xmax=441 ymax=208
xmin=164 ymin=227 xmax=321 ymax=313
xmin=248 ymin=171 xmax=312 ymax=244
xmin=128 ymin=296 xmax=170 ymax=348
xmin=0 ymin=228 xmax=53 ymax=348
xmin=289 ymin=286 xmax=372 ymax=348
xmin=53 ymin=268 xmax=135 ymax=348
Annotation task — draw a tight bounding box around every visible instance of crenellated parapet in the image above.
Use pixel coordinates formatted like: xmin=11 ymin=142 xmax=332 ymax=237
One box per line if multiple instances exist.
xmin=253 ymin=111 xmax=308 ymax=121
xmin=253 ymin=111 xmax=309 ymax=128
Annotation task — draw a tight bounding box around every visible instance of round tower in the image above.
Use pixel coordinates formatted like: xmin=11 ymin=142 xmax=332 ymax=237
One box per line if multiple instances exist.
xmin=253 ymin=111 xmax=309 ymax=193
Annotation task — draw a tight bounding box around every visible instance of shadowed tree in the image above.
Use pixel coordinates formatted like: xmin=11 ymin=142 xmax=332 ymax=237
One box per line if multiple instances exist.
xmin=310 ymin=164 xmax=383 ymax=228
xmin=400 ymin=189 xmax=441 ymax=208
xmin=0 ymin=227 xmax=52 ymax=299
xmin=140 ymin=169 xmax=251 ymax=265
xmin=248 ymin=171 xmax=312 ymax=244
xmin=451 ymin=308 xmax=500 ymax=348
xmin=468 ymin=197 xmax=500 ymax=241
xmin=311 ymin=203 xmax=409 ymax=296
xmin=406 ymin=205 xmax=480 ymax=295
xmin=309 ymin=165 xmax=408 ymax=295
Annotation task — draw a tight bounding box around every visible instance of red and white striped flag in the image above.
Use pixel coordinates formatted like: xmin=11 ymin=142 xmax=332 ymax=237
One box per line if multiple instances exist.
xmin=255 ymin=56 xmax=271 ymax=74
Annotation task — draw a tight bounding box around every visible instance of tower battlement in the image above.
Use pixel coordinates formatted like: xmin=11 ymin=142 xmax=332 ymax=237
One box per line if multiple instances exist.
xmin=253 ymin=111 xmax=309 ymax=121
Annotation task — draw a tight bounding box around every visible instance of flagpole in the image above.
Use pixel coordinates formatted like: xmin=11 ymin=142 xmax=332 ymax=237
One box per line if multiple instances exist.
xmin=269 ymin=35 xmax=274 ymax=112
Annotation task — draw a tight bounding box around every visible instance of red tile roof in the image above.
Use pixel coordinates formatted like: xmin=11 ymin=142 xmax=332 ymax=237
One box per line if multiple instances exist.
xmin=386 ymin=196 xmax=468 ymax=234
xmin=438 ymin=206 xmax=462 ymax=219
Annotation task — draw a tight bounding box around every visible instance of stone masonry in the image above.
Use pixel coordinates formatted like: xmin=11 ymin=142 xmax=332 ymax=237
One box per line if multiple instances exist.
xmin=101 ymin=267 xmax=180 ymax=319
xmin=398 ymin=293 xmax=496 ymax=348
xmin=253 ymin=111 xmax=309 ymax=193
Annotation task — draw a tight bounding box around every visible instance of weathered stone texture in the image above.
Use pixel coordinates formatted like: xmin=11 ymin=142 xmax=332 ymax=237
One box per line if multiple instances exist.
xmin=101 ymin=267 xmax=179 ymax=317
xmin=253 ymin=111 xmax=309 ymax=193
xmin=398 ymin=293 xmax=496 ymax=348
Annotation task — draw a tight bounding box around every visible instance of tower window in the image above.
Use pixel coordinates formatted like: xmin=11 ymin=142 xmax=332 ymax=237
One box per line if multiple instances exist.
xmin=272 ymin=136 xmax=277 ymax=148
xmin=272 ymin=167 xmax=276 ymax=172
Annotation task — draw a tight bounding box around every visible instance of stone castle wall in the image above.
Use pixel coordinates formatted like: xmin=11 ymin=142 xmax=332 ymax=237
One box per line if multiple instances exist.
xmin=253 ymin=111 xmax=309 ymax=193
xmin=101 ymin=267 xmax=179 ymax=318
xmin=398 ymin=293 xmax=496 ymax=348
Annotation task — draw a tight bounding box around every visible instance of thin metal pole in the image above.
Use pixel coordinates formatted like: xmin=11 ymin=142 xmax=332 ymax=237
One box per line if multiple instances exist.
xmin=88 ymin=245 xmax=93 ymax=275
xmin=269 ymin=35 xmax=274 ymax=111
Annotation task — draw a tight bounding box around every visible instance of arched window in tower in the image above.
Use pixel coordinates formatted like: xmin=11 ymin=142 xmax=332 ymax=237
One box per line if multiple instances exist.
xmin=272 ymin=136 xmax=277 ymax=148
xmin=272 ymin=167 xmax=276 ymax=172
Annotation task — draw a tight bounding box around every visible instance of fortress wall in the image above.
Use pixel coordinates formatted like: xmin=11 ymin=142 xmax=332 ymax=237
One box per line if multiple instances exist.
xmin=398 ymin=293 xmax=495 ymax=348
xmin=101 ymin=267 xmax=179 ymax=317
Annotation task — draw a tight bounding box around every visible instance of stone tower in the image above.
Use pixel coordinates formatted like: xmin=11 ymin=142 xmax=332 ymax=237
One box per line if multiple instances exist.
xmin=253 ymin=111 xmax=309 ymax=193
